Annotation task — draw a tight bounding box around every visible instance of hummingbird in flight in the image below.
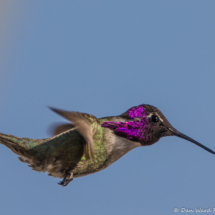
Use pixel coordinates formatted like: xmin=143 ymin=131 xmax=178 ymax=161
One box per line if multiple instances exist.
xmin=0 ymin=104 xmax=214 ymax=187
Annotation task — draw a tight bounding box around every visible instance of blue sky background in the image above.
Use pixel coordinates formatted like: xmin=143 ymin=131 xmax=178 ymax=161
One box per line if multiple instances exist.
xmin=0 ymin=1 xmax=215 ymax=214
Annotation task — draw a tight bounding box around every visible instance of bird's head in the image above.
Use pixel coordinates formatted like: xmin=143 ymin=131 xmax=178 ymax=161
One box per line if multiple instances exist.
xmin=101 ymin=104 xmax=215 ymax=154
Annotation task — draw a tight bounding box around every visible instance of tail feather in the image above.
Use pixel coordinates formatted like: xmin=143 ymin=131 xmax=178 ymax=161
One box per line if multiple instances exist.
xmin=0 ymin=133 xmax=42 ymax=171
xmin=0 ymin=133 xmax=30 ymax=157
xmin=0 ymin=132 xmax=62 ymax=174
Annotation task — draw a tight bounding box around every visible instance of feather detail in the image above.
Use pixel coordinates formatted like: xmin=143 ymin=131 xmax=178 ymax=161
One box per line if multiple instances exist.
xmin=49 ymin=107 xmax=96 ymax=159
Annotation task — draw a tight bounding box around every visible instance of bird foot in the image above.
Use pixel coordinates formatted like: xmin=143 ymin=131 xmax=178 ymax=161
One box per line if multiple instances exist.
xmin=58 ymin=171 xmax=73 ymax=187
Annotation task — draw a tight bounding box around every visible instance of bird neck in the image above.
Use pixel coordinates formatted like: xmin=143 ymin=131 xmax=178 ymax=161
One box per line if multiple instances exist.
xmin=99 ymin=116 xmax=142 ymax=168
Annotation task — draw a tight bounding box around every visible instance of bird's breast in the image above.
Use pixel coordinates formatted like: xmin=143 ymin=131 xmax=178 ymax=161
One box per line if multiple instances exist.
xmin=73 ymin=127 xmax=141 ymax=177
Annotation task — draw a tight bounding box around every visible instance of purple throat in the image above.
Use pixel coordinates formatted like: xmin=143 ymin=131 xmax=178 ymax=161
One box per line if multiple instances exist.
xmin=102 ymin=106 xmax=150 ymax=141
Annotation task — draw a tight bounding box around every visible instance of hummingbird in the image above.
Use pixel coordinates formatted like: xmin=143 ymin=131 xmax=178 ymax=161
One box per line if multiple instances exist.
xmin=0 ymin=104 xmax=214 ymax=187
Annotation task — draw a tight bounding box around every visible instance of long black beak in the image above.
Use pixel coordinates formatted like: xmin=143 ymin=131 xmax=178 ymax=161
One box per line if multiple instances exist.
xmin=168 ymin=128 xmax=215 ymax=155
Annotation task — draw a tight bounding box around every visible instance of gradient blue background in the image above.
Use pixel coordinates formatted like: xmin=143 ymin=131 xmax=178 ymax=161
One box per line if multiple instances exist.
xmin=0 ymin=1 xmax=215 ymax=214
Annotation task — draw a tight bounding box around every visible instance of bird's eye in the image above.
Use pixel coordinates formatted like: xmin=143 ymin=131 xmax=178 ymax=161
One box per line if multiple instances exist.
xmin=151 ymin=115 xmax=159 ymax=123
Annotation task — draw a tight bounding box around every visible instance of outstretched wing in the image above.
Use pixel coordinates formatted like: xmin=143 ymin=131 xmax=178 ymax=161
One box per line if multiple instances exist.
xmin=49 ymin=107 xmax=98 ymax=159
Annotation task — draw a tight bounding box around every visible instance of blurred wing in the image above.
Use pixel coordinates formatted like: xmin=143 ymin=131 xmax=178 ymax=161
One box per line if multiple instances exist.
xmin=48 ymin=123 xmax=75 ymax=136
xmin=49 ymin=107 xmax=97 ymax=159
